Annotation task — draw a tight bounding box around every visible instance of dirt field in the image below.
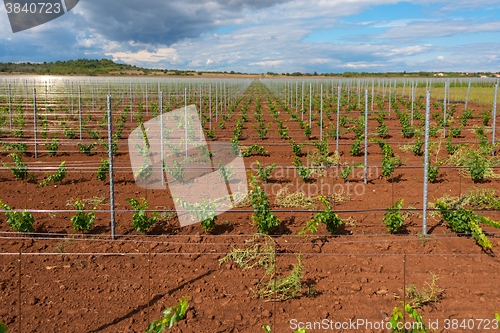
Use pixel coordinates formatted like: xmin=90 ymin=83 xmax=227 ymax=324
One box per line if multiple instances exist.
xmin=1 ymin=79 xmax=499 ymax=332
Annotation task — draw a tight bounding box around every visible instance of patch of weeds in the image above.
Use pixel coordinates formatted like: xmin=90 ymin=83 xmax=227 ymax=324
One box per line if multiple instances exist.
xmin=404 ymin=272 xmax=444 ymax=309
xmin=307 ymin=150 xmax=342 ymax=177
xmin=416 ymin=233 xmax=435 ymax=245
xmin=220 ymin=236 xmax=309 ymax=302
xmin=330 ymin=190 xmax=351 ymax=203
xmin=158 ymin=211 xmax=176 ymax=222
xmin=274 ymin=188 xmax=316 ymax=210
xmin=344 ymin=216 xmax=356 ymax=228
xmin=66 ymin=196 xmax=107 ymax=209
xmin=219 ymin=235 xmax=275 ymax=272
xmin=53 ymin=240 xmax=75 ymax=253
xmin=256 ymin=254 xmax=304 ymax=302
xmin=234 ymin=190 xmax=252 ymax=208
xmin=445 ymin=144 xmax=500 ymax=180
xmin=433 ymin=199 xmax=499 ymax=251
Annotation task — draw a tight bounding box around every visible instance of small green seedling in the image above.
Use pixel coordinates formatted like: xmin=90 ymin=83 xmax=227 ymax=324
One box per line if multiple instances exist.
xmin=0 ymin=199 xmax=34 ymax=233
xmin=146 ymin=296 xmax=190 ymax=333
xmin=126 ymin=197 xmax=158 ymax=232
xmin=299 ymin=196 xmax=343 ymax=234
xmin=70 ymin=200 xmax=95 ymax=233
xmin=383 ymin=199 xmax=405 ymax=233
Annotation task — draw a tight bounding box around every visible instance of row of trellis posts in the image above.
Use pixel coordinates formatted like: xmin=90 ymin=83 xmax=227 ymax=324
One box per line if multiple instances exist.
xmin=0 ymin=77 xmax=499 ymax=238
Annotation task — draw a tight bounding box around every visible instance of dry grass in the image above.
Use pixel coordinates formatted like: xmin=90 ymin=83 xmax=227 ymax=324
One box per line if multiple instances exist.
xmin=275 ymin=188 xmax=316 ymax=210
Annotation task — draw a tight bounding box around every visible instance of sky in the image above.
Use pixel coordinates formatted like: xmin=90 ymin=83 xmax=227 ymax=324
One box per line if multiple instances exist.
xmin=0 ymin=0 xmax=500 ymax=73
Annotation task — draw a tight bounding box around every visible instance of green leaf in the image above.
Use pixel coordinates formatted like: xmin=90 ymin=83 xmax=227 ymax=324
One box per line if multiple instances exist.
xmin=146 ymin=297 xmax=189 ymax=332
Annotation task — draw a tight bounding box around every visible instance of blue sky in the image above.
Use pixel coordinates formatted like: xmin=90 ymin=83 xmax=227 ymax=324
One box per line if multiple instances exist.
xmin=0 ymin=0 xmax=500 ymax=73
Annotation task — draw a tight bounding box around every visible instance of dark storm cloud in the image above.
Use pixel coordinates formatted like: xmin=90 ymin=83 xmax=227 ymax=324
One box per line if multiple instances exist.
xmin=75 ymin=0 xmax=291 ymax=45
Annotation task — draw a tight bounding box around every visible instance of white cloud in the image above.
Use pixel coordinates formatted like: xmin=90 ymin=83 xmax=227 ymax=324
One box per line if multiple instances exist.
xmin=375 ymin=19 xmax=500 ymax=40
xmin=106 ymin=47 xmax=180 ymax=65
xmin=343 ymin=62 xmax=384 ymax=69
xmin=249 ymin=60 xmax=285 ymax=67
xmin=439 ymin=0 xmax=500 ymax=11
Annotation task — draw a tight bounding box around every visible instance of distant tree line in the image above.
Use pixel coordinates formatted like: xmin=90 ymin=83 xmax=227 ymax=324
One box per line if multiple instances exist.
xmin=0 ymin=58 xmax=144 ymax=75
xmin=265 ymin=71 xmax=499 ymax=77
xmin=0 ymin=58 xmax=497 ymax=77
xmin=0 ymin=59 xmax=254 ymax=76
